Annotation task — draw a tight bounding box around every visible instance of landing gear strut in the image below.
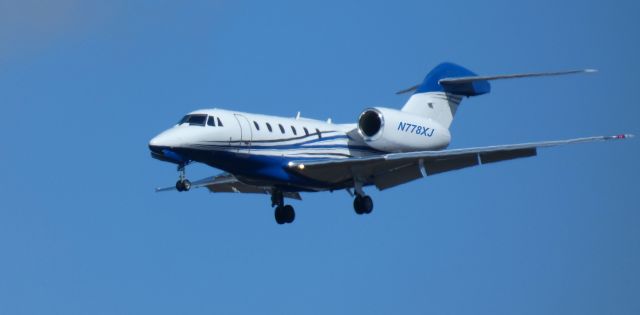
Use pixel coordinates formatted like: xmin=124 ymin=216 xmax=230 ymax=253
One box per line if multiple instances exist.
xmin=272 ymin=191 xmax=295 ymax=224
xmin=175 ymin=164 xmax=191 ymax=192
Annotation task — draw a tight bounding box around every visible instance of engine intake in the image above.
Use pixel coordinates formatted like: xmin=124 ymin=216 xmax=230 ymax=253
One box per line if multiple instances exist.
xmin=358 ymin=109 xmax=383 ymax=139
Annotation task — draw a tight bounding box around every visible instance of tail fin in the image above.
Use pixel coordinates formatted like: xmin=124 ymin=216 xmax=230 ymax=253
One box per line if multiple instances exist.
xmin=400 ymin=62 xmax=595 ymax=129
xmin=400 ymin=62 xmax=489 ymax=129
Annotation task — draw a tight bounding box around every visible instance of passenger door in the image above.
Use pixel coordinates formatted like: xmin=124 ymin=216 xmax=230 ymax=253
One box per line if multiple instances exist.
xmin=233 ymin=114 xmax=252 ymax=153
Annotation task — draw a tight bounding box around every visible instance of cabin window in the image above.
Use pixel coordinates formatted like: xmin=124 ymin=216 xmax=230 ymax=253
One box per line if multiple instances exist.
xmin=217 ymin=117 xmax=223 ymax=127
xmin=279 ymin=124 xmax=285 ymax=134
xmin=253 ymin=121 xmax=260 ymax=131
xmin=316 ymin=128 xmax=321 ymax=138
xmin=291 ymin=126 xmax=297 ymax=135
xmin=303 ymin=127 xmax=309 ymax=136
xmin=266 ymin=123 xmax=273 ymax=132
xmin=207 ymin=116 xmax=216 ymax=127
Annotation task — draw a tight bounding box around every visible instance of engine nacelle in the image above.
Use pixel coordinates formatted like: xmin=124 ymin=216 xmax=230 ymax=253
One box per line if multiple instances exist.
xmin=357 ymin=107 xmax=451 ymax=152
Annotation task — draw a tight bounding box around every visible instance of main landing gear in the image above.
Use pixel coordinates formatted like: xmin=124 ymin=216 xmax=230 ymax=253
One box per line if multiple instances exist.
xmin=353 ymin=194 xmax=373 ymax=215
xmin=272 ymin=191 xmax=295 ymax=224
xmin=352 ymin=179 xmax=373 ymax=215
xmin=175 ymin=164 xmax=191 ymax=192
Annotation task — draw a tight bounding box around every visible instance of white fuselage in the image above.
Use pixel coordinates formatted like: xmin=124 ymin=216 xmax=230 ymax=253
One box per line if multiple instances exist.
xmin=149 ymin=108 xmax=451 ymax=189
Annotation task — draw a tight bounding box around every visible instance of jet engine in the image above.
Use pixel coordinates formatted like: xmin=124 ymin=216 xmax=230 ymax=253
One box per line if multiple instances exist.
xmin=357 ymin=107 xmax=451 ymax=152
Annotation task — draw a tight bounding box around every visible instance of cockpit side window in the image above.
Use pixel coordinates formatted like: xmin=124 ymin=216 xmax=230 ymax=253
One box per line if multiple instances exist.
xmin=217 ymin=117 xmax=223 ymax=127
xmin=178 ymin=115 xmax=190 ymax=125
xmin=189 ymin=114 xmax=207 ymax=126
xmin=178 ymin=114 xmax=207 ymax=126
xmin=207 ymin=116 xmax=216 ymax=127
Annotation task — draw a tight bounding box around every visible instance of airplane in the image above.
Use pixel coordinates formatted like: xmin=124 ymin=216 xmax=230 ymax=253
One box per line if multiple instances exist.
xmin=148 ymin=62 xmax=632 ymax=224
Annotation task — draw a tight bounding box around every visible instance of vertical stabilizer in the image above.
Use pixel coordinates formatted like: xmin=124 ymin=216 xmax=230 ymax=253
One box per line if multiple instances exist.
xmin=401 ymin=62 xmax=490 ymax=129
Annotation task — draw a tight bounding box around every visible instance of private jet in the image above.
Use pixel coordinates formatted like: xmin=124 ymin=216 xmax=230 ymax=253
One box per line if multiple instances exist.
xmin=149 ymin=62 xmax=632 ymax=224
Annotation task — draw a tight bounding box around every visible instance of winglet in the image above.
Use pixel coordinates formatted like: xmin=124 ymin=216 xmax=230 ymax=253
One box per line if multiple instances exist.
xmin=605 ymin=134 xmax=634 ymax=140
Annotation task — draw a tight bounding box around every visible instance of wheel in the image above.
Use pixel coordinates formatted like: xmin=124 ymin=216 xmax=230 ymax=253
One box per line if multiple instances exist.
xmin=283 ymin=205 xmax=295 ymax=223
xmin=175 ymin=179 xmax=191 ymax=192
xmin=353 ymin=196 xmax=364 ymax=215
xmin=362 ymin=196 xmax=373 ymax=214
xmin=182 ymin=179 xmax=191 ymax=191
xmin=274 ymin=206 xmax=286 ymax=225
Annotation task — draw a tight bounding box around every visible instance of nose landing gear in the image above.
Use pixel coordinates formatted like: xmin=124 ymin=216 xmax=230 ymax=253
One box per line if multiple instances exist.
xmin=175 ymin=164 xmax=191 ymax=192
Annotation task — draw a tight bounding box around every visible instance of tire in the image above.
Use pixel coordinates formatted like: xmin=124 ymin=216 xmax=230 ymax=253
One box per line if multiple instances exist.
xmin=353 ymin=196 xmax=364 ymax=215
xmin=182 ymin=179 xmax=191 ymax=191
xmin=283 ymin=205 xmax=295 ymax=223
xmin=274 ymin=206 xmax=286 ymax=225
xmin=362 ymin=196 xmax=373 ymax=214
xmin=175 ymin=180 xmax=184 ymax=192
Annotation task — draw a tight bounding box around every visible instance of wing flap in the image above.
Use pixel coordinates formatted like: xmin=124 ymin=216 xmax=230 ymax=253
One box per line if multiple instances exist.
xmin=374 ymin=162 xmax=423 ymax=190
xmin=425 ymin=154 xmax=479 ymax=175
xmin=479 ymin=148 xmax=537 ymax=164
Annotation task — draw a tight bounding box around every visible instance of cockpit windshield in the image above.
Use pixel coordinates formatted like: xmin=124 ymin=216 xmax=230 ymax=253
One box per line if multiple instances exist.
xmin=178 ymin=114 xmax=207 ymax=126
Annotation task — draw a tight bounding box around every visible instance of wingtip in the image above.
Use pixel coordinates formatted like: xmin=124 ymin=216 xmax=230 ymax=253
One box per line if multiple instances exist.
xmin=606 ymin=134 xmax=634 ymax=140
xmin=584 ymin=68 xmax=598 ymax=73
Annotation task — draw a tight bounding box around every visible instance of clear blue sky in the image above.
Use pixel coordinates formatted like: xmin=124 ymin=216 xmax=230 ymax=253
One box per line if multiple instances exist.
xmin=1 ymin=0 xmax=638 ymax=314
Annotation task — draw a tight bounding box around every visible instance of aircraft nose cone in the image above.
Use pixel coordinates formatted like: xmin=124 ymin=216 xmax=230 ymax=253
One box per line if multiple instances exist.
xmin=148 ymin=132 xmax=174 ymax=153
xmin=149 ymin=135 xmax=164 ymax=148
xmin=149 ymin=129 xmax=185 ymax=152
xmin=149 ymin=130 xmax=188 ymax=163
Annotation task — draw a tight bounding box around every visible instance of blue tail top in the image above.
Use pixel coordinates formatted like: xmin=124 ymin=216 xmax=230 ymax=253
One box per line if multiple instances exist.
xmin=415 ymin=62 xmax=491 ymax=96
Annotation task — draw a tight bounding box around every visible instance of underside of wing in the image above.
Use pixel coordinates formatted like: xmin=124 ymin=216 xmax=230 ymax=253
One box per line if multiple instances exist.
xmin=286 ymin=134 xmax=633 ymax=191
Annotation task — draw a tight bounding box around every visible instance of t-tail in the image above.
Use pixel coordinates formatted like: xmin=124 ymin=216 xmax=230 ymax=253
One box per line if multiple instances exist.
xmin=399 ymin=62 xmax=596 ymax=129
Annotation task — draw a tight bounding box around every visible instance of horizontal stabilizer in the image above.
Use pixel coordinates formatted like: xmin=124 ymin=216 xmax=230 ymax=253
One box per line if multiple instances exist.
xmin=439 ymin=69 xmax=597 ymax=84
xmin=395 ymin=85 xmax=420 ymax=95
xmin=396 ymin=68 xmax=596 ymax=95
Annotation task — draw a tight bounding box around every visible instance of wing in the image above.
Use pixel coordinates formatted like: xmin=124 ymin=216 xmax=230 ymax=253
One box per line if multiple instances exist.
xmin=155 ymin=173 xmax=302 ymax=200
xmin=286 ymin=134 xmax=633 ymax=191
